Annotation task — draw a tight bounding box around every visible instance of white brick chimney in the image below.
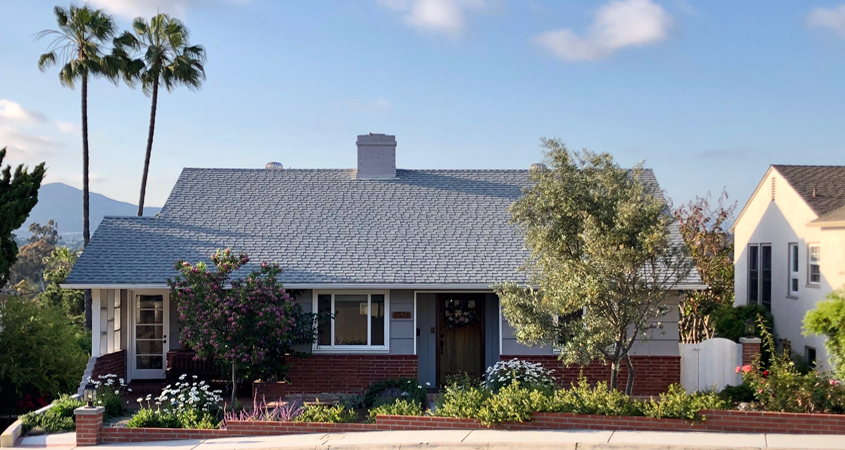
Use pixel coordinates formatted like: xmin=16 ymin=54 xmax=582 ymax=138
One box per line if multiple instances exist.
xmin=356 ymin=133 xmax=396 ymax=179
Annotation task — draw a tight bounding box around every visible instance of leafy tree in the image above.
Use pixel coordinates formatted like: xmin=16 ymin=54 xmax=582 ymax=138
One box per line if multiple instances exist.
xmin=169 ymin=249 xmax=316 ymax=406
xmin=804 ymin=288 xmax=845 ymax=380
xmin=8 ymin=221 xmax=60 ymax=291
xmin=674 ymin=192 xmax=736 ymax=343
xmin=0 ymin=297 xmax=89 ymax=414
xmin=40 ymin=246 xmax=85 ymax=325
xmin=0 ymin=148 xmax=46 ymax=288
xmin=113 ymin=14 xmax=206 ymax=216
xmin=495 ymin=139 xmax=691 ymax=395
xmin=37 ymin=4 xmax=119 ymax=330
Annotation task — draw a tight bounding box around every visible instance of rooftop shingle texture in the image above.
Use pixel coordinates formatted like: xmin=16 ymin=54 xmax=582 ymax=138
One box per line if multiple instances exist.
xmin=66 ymin=168 xmax=701 ymax=286
xmin=772 ymin=165 xmax=845 ymax=220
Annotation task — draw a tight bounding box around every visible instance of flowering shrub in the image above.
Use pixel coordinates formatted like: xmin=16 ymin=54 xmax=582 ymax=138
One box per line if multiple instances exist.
xmin=90 ymin=374 xmax=131 ymax=418
xmin=223 ymin=396 xmax=303 ymax=423
xmin=482 ymin=358 xmax=556 ymax=393
xmin=128 ymin=375 xmax=223 ymax=429
xmin=169 ymin=249 xmax=318 ymax=405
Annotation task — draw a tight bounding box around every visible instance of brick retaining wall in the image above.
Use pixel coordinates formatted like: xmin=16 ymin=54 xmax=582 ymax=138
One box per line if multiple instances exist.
xmin=90 ymin=351 xmax=126 ymax=381
xmin=81 ymin=409 xmax=845 ymax=446
xmin=254 ymin=354 xmax=417 ymax=398
xmin=501 ymin=355 xmax=680 ymax=397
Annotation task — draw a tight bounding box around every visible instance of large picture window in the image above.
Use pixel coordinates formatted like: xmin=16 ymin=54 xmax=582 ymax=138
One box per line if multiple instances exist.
xmin=314 ymin=292 xmax=388 ymax=351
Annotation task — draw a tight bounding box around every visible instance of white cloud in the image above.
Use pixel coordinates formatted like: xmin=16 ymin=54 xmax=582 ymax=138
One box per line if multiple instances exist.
xmin=378 ymin=0 xmax=491 ymax=38
xmin=0 ymin=127 xmax=61 ymax=161
xmin=56 ymin=120 xmax=80 ymax=135
xmin=88 ymin=0 xmax=248 ymax=19
xmin=0 ymin=100 xmax=46 ymax=124
xmin=535 ymin=0 xmax=673 ymax=62
xmin=349 ymin=98 xmax=392 ymax=115
xmin=807 ymin=4 xmax=845 ymax=38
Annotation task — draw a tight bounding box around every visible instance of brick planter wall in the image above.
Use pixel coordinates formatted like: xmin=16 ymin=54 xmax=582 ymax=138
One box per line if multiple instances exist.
xmin=254 ymin=355 xmax=417 ymax=398
xmin=85 ymin=409 xmax=845 ymax=445
xmin=91 ymin=350 xmax=126 ymax=381
xmin=501 ymin=355 xmax=680 ymax=397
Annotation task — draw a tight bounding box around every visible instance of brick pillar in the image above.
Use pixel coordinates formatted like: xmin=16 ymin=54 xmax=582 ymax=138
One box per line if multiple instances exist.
xmin=740 ymin=337 xmax=762 ymax=367
xmin=74 ymin=406 xmax=104 ymax=446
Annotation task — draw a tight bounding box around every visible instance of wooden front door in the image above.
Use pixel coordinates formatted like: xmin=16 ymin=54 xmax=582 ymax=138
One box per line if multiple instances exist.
xmin=436 ymin=293 xmax=485 ymax=386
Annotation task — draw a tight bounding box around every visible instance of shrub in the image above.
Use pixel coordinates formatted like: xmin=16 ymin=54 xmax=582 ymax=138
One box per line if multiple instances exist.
xmin=712 ymin=305 xmax=773 ymax=343
xmin=368 ymin=398 xmax=422 ymax=422
xmin=129 ymin=374 xmax=225 ymax=429
xmin=803 ymin=288 xmax=845 ymax=380
xmin=476 ymin=381 xmax=550 ymax=425
xmin=153 ymin=375 xmax=223 ymax=416
xmin=548 ymin=378 xmax=642 ymax=416
xmin=433 ymin=381 xmax=489 ymax=419
xmin=126 ymin=408 xmax=181 ymax=428
xmin=223 ymin=397 xmax=303 ymax=422
xmin=295 ymin=404 xmax=357 ymax=423
xmin=19 ymin=395 xmax=84 ymax=434
xmin=364 ymin=378 xmax=426 ymax=408
xmin=178 ymin=409 xmax=220 ymax=429
xmin=90 ymin=374 xmax=131 ymax=418
xmin=642 ymin=384 xmax=728 ymax=421
xmin=482 ymin=358 xmax=556 ymax=394
xmin=337 ymin=393 xmax=365 ymax=410
xmin=719 ymin=383 xmax=755 ymax=404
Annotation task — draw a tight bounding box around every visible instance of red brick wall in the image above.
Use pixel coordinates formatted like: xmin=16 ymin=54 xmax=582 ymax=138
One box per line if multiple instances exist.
xmin=74 ymin=412 xmax=104 ymax=446
xmin=254 ymin=354 xmax=418 ymax=398
xmin=742 ymin=341 xmax=762 ymax=366
xmin=91 ymin=350 xmax=126 ymax=381
xmin=91 ymin=410 xmax=845 ymax=445
xmin=501 ymin=355 xmax=680 ymax=397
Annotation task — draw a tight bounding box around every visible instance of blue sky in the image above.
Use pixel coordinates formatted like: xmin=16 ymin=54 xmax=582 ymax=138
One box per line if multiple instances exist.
xmin=2 ymin=0 xmax=845 ymax=218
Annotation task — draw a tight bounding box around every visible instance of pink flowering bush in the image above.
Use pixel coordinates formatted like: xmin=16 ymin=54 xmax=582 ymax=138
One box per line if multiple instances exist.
xmin=168 ymin=249 xmax=315 ymax=405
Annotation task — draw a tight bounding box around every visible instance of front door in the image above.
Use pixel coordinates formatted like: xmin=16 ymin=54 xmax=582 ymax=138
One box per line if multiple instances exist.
xmin=436 ymin=293 xmax=485 ymax=386
xmin=131 ymin=292 xmax=169 ymax=379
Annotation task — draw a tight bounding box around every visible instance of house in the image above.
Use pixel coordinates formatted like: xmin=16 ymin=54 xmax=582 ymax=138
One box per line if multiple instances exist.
xmin=733 ymin=165 xmax=845 ymax=370
xmin=64 ymin=134 xmax=702 ymax=396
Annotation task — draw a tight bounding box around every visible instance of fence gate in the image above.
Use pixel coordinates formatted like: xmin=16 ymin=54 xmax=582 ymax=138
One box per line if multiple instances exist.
xmin=679 ymin=338 xmax=742 ymax=393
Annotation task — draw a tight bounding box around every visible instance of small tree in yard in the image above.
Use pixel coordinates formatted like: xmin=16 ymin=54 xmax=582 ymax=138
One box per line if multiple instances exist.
xmin=169 ymin=249 xmax=313 ymax=406
xmin=804 ymin=288 xmax=845 ymax=380
xmin=495 ymin=139 xmax=691 ymax=395
xmin=674 ymin=192 xmax=736 ymax=343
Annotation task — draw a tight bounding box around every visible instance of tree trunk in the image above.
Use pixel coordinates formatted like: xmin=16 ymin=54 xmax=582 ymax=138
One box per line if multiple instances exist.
xmin=624 ymin=355 xmax=636 ymax=396
xmin=137 ymin=79 xmax=159 ymax=216
xmin=231 ymin=361 xmax=237 ymax=408
xmin=82 ymin=74 xmax=92 ymax=330
xmin=609 ymin=361 xmax=619 ymax=390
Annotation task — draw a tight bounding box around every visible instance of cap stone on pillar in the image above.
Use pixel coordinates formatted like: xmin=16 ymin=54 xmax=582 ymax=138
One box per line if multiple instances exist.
xmin=356 ymin=133 xmax=396 ymax=180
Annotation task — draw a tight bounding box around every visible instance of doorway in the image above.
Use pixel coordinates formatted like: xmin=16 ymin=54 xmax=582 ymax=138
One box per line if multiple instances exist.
xmin=130 ymin=291 xmax=169 ymax=379
xmin=436 ymin=293 xmax=485 ymax=386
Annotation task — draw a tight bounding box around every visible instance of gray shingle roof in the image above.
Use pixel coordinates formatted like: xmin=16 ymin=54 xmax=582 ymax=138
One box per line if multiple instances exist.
xmin=65 ymin=168 xmax=702 ymax=287
xmin=773 ymin=165 xmax=845 ymax=220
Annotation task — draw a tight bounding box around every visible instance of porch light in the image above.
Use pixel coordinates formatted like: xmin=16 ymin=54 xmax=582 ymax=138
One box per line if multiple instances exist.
xmin=83 ymin=381 xmax=96 ymax=408
xmin=745 ymin=318 xmax=755 ymax=337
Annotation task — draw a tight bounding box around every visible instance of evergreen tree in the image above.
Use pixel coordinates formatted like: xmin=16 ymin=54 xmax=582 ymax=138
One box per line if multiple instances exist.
xmin=0 ymin=148 xmax=46 ymax=287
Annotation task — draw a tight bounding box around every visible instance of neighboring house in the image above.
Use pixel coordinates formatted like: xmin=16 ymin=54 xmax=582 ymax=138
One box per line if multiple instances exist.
xmin=733 ymin=165 xmax=845 ymax=370
xmin=64 ymin=134 xmax=703 ymax=396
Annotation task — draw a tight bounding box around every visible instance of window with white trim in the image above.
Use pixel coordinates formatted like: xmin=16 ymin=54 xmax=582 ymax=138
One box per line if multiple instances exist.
xmin=315 ymin=292 xmax=387 ymax=350
xmin=788 ymin=243 xmax=799 ymax=296
xmin=808 ymin=244 xmax=821 ymax=285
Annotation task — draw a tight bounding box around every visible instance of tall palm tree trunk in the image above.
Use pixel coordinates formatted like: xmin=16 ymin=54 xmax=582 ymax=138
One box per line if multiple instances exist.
xmin=82 ymin=73 xmax=93 ymax=330
xmin=137 ymin=79 xmax=159 ymax=216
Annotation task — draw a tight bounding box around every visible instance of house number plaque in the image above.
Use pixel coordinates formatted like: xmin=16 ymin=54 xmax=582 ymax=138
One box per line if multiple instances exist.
xmin=392 ymin=311 xmax=412 ymax=319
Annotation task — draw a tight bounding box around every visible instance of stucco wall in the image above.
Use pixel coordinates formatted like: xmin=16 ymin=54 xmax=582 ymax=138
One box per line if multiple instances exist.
xmin=733 ymin=168 xmax=844 ymax=370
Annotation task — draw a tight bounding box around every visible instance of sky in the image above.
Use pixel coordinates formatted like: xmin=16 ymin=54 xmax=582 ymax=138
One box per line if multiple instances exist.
xmin=2 ymin=0 xmax=845 ymax=218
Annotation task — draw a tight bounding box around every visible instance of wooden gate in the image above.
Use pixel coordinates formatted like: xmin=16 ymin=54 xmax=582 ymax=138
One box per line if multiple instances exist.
xmin=679 ymin=338 xmax=742 ymax=393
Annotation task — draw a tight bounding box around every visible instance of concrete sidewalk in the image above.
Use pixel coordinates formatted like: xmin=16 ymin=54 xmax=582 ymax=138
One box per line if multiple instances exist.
xmin=20 ymin=429 xmax=845 ymax=450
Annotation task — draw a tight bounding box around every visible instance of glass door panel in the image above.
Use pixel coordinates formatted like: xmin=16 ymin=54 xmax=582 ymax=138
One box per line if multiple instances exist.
xmin=133 ymin=294 xmax=167 ymax=378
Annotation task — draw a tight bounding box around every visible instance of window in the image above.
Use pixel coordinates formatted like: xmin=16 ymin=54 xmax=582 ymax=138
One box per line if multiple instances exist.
xmin=808 ymin=244 xmax=821 ymax=285
xmin=315 ymin=292 xmax=388 ymax=351
xmin=805 ymin=346 xmax=817 ymax=368
xmin=748 ymin=244 xmax=771 ymax=311
xmin=788 ymin=243 xmax=799 ymax=296
xmin=748 ymin=245 xmax=759 ymax=305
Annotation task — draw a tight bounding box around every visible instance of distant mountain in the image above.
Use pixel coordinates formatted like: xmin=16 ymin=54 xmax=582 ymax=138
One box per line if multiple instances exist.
xmin=20 ymin=183 xmax=162 ymax=236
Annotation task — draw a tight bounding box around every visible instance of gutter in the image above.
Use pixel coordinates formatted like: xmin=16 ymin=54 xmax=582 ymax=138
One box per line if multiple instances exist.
xmin=61 ymin=282 xmax=709 ymax=291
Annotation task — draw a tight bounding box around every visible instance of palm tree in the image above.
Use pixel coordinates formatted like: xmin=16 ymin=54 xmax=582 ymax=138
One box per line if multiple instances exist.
xmin=114 ymin=14 xmax=206 ymax=216
xmin=37 ymin=4 xmax=118 ymax=330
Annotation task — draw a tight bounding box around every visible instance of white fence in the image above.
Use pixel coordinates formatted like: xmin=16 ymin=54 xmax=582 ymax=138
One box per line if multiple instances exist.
xmin=679 ymin=338 xmax=743 ymax=393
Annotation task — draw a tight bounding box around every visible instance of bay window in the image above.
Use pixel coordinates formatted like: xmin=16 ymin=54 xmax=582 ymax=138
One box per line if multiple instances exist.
xmin=314 ymin=292 xmax=388 ymax=351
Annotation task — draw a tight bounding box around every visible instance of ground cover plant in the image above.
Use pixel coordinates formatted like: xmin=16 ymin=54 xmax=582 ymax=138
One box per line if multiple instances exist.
xmin=127 ymin=374 xmax=224 ymax=429
xmin=19 ymin=395 xmax=83 ymax=434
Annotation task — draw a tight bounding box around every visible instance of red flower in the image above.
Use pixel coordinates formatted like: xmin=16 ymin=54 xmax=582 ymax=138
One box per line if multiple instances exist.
xmin=741 ymin=365 xmax=753 ymax=373
xmin=762 ymin=370 xmax=769 ymax=377
xmin=735 ymin=366 xmax=741 ymax=374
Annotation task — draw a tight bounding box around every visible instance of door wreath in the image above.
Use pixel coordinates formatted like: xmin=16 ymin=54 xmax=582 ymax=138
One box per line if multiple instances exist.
xmin=442 ymin=299 xmax=480 ymax=330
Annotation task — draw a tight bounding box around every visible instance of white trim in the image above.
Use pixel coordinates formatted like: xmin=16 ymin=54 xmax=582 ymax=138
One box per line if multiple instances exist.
xmin=312 ymin=290 xmax=390 ymax=354
xmin=91 ymin=289 xmax=101 ymax=357
xmin=788 ymin=242 xmax=799 ymax=297
xmin=498 ymin=300 xmax=503 ymax=357
xmin=129 ymin=289 xmax=170 ymax=380
xmin=64 ymin=281 xmax=708 ymax=291
xmin=808 ymin=243 xmax=821 ymax=285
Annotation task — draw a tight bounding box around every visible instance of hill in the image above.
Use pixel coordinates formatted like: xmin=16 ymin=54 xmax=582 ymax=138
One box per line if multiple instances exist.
xmin=20 ymin=183 xmax=162 ymax=237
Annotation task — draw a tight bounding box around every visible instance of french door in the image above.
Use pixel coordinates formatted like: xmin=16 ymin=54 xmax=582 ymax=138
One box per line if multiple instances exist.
xmin=130 ymin=291 xmax=169 ymax=379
